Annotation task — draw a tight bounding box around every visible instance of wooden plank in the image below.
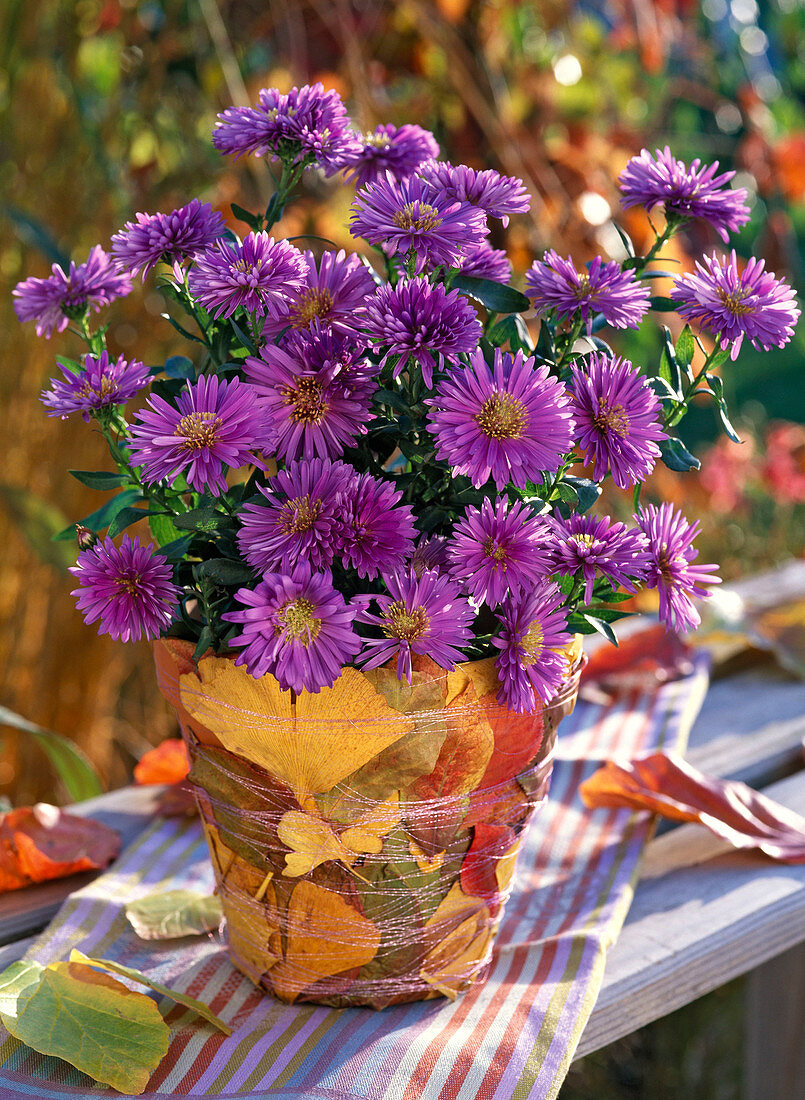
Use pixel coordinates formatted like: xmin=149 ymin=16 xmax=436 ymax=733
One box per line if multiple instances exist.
xmin=0 ymin=785 xmax=165 ymax=946
xmin=745 ymin=941 xmax=805 ymax=1100
xmin=575 ymin=768 xmax=805 ymax=1059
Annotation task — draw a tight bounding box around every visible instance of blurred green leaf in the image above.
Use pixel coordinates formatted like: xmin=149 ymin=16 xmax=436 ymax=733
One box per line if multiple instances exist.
xmin=0 ymin=484 xmax=74 ymax=569
xmin=0 ymin=705 xmax=103 ymax=803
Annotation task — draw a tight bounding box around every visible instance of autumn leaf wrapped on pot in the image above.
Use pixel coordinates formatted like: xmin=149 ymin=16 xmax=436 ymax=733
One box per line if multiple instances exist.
xmin=277 ymin=793 xmax=402 ymax=877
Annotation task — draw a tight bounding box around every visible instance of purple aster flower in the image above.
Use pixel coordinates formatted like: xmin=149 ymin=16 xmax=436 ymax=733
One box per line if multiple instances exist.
xmin=128 ymin=375 xmax=267 ymax=496
xmin=262 ymin=249 xmax=376 ymax=339
xmin=448 ymin=498 xmax=552 ymax=608
xmin=570 ymin=353 xmax=665 ymax=490
xmin=334 ymin=472 xmax=417 ymax=579
xmin=426 ymin=347 xmax=575 ymax=489
xmin=110 ymin=199 xmax=226 ymax=279
xmin=278 ymin=322 xmax=379 ymax=391
xmin=213 ymin=83 xmax=359 ymax=176
xmin=236 ymin=458 xmax=354 ymax=573
xmin=342 ymin=123 xmax=440 ymax=188
xmin=70 ymin=534 xmax=180 ymax=643
xmin=618 ymin=147 xmax=750 ymax=243
xmin=457 ymin=242 xmax=512 ymax=283
xmin=492 ymin=580 xmax=572 ymax=713
xmin=420 ymin=161 xmax=530 ymax=226
xmin=358 ymin=568 xmax=474 ymax=683
xmin=13 ymin=246 xmax=132 ymax=338
xmin=350 ymin=174 xmax=488 ymax=272
xmin=245 ymin=341 xmax=373 ymax=461
xmin=410 ymin=535 xmax=449 ymax=578
xmin=525 ymin=250 xmax=650 ymax=332
xmin=188 ymin=233 xmax=308 ymax=320
xmin=359 ymin=276 xmax=482 ymax=389
xmin=634 ymin=503 xmax=720 ymax=633
xmin=41 ymin=351 xmax=150 ymax=423
xmin=223 ymin=561 xmax=363 ymax=692
xmin=544 ymin=512 xmax=650 ymax=605
xmin=669 ymin=250 xmax=800 ymax=361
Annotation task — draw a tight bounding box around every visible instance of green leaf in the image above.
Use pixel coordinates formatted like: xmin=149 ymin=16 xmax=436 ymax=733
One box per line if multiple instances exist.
xmin=659 ymin=436 xmax=701 ymax=472
xmin=451 ymin=275 xmax=530 ymax=314
xmin=171 ymin=506 xmax=229 ymax=533
xmin=192 ymin=625 xmax=214 ymax=663
xmin=156 ymin=534 xmax=194 ymax=561
xmin=562 ymin=476 xmax=601 ymax=513
xmin=163 ymin=355 xmax=195 ymax=380
xmin=704 ymin=373 xmax=742 ymax=443
xmin=161 ymin=312 xmax=204 ymax=343
xmin=228 ymin=318 xmax=257 ymax=355
xmin=68 ymin=470 xmax=129 ymax=491
xmin=126 ymin=890 xmax=224 ymax=941
xmin=487 ymin=314 xmax=534 ymax=353
xmin=70 ymin=950 xmax=232 ymax=1035
xmin=0 ymin=960 xmax=44 ymax=1017
xmin=106 ymin=505 xmax=154 ymax=538
xmin=1 ymin=960 xmax=170 ymax=1094
xmin=195 ymin=558 xmax=253 ymax=585
xmin=649 ymin=296 xmax=677 ymax=311
xmin=231 ymin=202 xmax=262 ymax=230
xmin=613 ymin=223 xmax=636 ymax=258
xmin=675 ymin=324 xmax=695 ymax=369
xmin=0 ymin=484 xmax=75 ymax=570
xmin=55 ymin=355 xmax=85 ymax=376
xmin=54 ymin=489 xmax=143 ymax=541
xmin=0 ymin=705 xmax=103 ymax=802
xmin=553 ymin=482 xmax=578 ymax=505
xmin=582 ymin=614 xmax=619 ymax=644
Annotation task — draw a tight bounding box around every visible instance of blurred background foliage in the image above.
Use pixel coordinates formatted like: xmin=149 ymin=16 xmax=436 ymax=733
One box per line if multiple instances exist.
xmin=1 ymin=0 xmax=804 ymax=797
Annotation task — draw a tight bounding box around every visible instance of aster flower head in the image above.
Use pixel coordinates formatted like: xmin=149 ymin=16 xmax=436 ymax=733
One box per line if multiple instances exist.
xmin=420 ymin=160 xmax=531 ymax=226
xmin=670 ymin=250 xmax=799 ymax=360
xmin=448 ymin=498 xmax=553 ymax=608
xmin=410 ymin=535 xmax=449 ymax=578
xmin=279 ymin=322 xmax=379 ymax=391
xmin=110 ymin=200 xmax=226 ymax=279
xmin=359 ymin=276 xmax=482 ymax=389
xmin=188 ymin=233 xmax=309 ymax=320
xmin=14 ymin=246 xmax=132 ymax=338
xmin=525 ymin=250 xmax=650 ymax=333
xmin=358 ymin=568 xmax=474 ymax=683
xmin=545 ymin=512 xmax=651 ymax=605
xmin=70 ymin=534 xmax=180 ymax=643
xmin=245 ymin=341 xmax=373 ymax=462
xmin=426 ymin=347 xmax=575 ymax=489
xmin=262 ymin=249 xmax=376 ymax=339
xmin=457 ymin=242 xmax=512 ymax=283
xmin=343 ymin=123 xmax=440 ymax=188
xmin=237 ymin=458 xmax=355 ymax=574
xmin=41 ymin=351 xmax=150 ymax=423
xmin=635 ymin=503 xmax=720 ymax=633
xmin=493 ymin=580 xmax=572 ymax=713
xmin=128 ymin=374 xmax=267 ymax=496
xmin=223 ymin=561 xmax=363 ymax=692
xmin=334 ymin=472 xmax=417 ymax=579
xmin=570 ymin=353 xmax=665 ymax=490
xmin=350 ymin=174 xmax=488 ymax=272
xmin=213 ymin=83 xmax=359 ymax=176
xmin=618 ymin=147 xmax=750 ymax=242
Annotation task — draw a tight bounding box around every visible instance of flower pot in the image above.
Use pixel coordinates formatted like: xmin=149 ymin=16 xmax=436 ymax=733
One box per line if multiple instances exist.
xmin=154 ymin=637 xmax=584 ymax=1009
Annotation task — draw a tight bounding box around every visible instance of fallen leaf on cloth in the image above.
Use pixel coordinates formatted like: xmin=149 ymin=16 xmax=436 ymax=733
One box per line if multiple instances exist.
xmin=580 ymin=752 xmax=805 ymax=862
xmin=126 ymin=889 xmax=223 ymax=940
xmin=134 ymin=739 xmax=190 ymax=785
xmin=0 ymin=804 xmax=120 ymax=892
xmin=580 ymin=624 xmax=693 ymax=702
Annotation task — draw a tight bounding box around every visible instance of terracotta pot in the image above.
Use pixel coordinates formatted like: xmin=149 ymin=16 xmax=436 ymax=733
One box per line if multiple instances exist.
xmin=154 ymin=637 xmax=584 ymax=1009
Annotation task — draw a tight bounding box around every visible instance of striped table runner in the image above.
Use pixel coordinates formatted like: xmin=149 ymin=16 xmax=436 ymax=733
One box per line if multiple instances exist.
xmin=0 ymin=653 xmax=709 ymax=1100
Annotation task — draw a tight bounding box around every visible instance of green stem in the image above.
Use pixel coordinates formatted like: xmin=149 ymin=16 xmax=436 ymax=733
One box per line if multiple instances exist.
xmin=663 ymin=345 xmax=721 ymax=429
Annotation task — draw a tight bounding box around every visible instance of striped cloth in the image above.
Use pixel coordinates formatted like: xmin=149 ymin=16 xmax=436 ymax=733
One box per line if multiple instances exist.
xmin=0 ymin=653 xmax=709 ymax=1099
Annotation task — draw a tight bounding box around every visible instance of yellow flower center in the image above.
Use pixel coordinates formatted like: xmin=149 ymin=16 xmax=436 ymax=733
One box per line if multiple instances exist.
xmin=177 ymin=411 xmax=222 ymax=450
xmin=284 ymin=378 xmax=328 ymax=424
xmin=483 ymin=537 xmax=509 ymax=564
xmin=277 ymin=597 xmax=321 ymax=644
xmin=574 ymin=273 xmax=595 ymax=300
xmin=475 ymin=392 xmax=527 ymax=440
xmin=115 ymin=574 xmax=140 ymax=597
xmin=393 ymin=202 xmax=442 ymax=233
xmin=716 ymin=286 xmax=755 ymax=316
xmin=80 ymin=376 xmax=116 ymax=401
xmin=281 ymin=495 xmax=321 ymax=534
xmin=290 ymin=288 xmax=334 ymax=328
xmin=593 ymin=398 xmax=630 ymax=438
xmin=383 ymin=602 xmax=429 ymax=642
xmin=520 ymin=620 xmax=544 ymax=666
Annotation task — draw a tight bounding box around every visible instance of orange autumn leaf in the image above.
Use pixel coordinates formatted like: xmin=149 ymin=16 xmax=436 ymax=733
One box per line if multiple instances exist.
xmin=580 ymin=752 xmax=805 ymax=863
xmin=134 ymin=739 xmax=190 ymax=786
xmin=179 ymin=658 xmax=409 ymax=800
xmin=268 ymin=881 xmax=381 ymax=1002
xmin=580 ymin=624 xmax=693 ymax=701
xmin=419 ymin=882 xmax=492 ymax=1000
xmin=0 ymin=805 xmax=120 ymax=893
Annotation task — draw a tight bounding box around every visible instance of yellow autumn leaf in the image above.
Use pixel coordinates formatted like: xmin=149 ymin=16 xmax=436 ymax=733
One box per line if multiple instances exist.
xmin=420 ymin=882 xmax=492 ymax=1001
xmin=445 ymin=657 xmax=499 ymax=707
xmin=179 ymin=659 xmax=410 ymax=800
xmin=277 ymin=811 xmax=350 ymax=877
xmin=341 ymin=793 xmax=402 ymax=856
xmin=269 ymin=881 xmax=381 ymax=1002
xmin=408 ymin=838 xmax=446 ymax=873
xmin=494 ymin=837 xmax=522 ymax=896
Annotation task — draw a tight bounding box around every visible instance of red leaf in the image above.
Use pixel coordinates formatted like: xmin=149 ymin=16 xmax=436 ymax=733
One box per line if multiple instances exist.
xmin=580 ymin=752 xmax=805 ymax=863
xmin=460 ymin=824 xmax=516 ymax=917
xmin=0 ymin=805 xmax=120 ymax=892
xmin=134 ymin=739 xmax=190 ymax=786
